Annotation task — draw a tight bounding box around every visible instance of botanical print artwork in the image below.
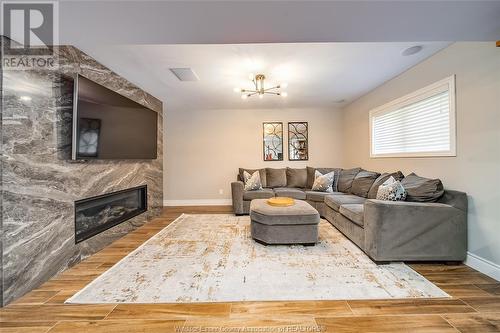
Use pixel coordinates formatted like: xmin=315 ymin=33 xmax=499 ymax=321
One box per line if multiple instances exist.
xmin=67 ymin=214 xmax=449 ymax=304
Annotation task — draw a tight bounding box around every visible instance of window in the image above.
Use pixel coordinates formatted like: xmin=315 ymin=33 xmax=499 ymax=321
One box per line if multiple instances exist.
xmin=370 ymin=75 xmax=456 ymax=158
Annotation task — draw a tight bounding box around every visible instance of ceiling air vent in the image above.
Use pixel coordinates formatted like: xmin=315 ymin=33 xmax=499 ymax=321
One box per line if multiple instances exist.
xmin=169 ymin=68 xmax=199 ymax=81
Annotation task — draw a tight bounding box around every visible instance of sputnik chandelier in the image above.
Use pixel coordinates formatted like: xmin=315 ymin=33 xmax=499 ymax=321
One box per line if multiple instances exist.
xmin=234 ymin=74 xmax=288 ymax=99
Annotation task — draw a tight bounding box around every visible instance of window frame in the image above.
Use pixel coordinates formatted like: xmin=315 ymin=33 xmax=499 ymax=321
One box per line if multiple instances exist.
xmin=369 ymin=75 xmax=456 ymax=158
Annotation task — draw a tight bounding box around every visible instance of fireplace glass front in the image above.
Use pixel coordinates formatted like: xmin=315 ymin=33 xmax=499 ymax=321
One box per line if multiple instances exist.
xmin=74 ymin=185 xmax=147 ymax=243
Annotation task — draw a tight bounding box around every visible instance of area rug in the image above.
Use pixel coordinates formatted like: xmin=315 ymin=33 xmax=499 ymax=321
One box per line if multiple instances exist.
xmin=67 ymin=214 xmax=448 ymax=303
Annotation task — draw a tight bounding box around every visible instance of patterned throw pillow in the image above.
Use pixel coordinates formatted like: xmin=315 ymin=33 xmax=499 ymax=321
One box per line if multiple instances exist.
xmin=376 ymin=176 xmax=407 ymax=201
xmin=243 ymin=171 xmax=263 ymax=191
xmin=311 ymin=170 xmax=335 ymax=192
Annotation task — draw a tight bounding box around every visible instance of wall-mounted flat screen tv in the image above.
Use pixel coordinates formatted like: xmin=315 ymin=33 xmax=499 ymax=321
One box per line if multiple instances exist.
xmin=72 ymin=74 xmax=158 ymax=160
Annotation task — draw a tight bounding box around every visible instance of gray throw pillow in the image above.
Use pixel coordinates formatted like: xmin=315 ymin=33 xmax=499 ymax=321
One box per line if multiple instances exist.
xmin=337 ymin=167 xmax=362 ymax=193
xmin=286 ymin=167 xmax=307 ymax=188
xmin=376 ymin=176 xmax=407 ymax=201
xmin=266 ymin=168 xmax=287 ymax=188
xmin=239 ymin=168 xmax=267 ymax=187
xmin=311 ymin=170 xmax=335 ymax=192
xmin=306 ymin=167 xmax=342 ymax=191
xmin=367 ymin=171 xmax=404 ymax=199
xmin=400 ymin=173 xmax=444 ymax=202
xmin=243 ymin=171 xmax=263 ymax=191
xmin=350 ymin=170 xmax=380 ymax=198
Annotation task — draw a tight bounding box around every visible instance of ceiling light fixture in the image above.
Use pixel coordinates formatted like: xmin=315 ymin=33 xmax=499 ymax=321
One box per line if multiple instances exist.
xmin=234 ymin=74 xmax=287 ymax=99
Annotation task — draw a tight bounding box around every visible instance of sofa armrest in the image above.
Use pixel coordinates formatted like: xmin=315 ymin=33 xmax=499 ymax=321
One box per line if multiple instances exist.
xmin=364 ymin=199 xmax=467 ymax=261
xmin=231 ymin=181 xmax=245 ymax=215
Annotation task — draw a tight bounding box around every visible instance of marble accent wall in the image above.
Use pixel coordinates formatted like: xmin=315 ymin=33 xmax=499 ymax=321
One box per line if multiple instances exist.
xmin=0 ymin=37 xmax=163 ymax=305
xmin=0 ymin=37 xmax=4 ymax=305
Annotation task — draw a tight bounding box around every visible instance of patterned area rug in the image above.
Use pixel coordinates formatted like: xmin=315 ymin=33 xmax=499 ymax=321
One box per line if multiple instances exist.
xmin=67 ymin=214 xmax=448 ymax=303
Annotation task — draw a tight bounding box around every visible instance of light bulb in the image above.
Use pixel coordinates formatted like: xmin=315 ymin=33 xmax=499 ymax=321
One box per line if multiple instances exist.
xmin=233 ymin=87 xmax=241 ymax=93
xmin=281 ymin=92 xmax=288 ymax=98
xmin=280 ymin=82 xmax=288 ymax=88
xmin=20 ymin=96 xmax=32 ymax=101
xmin=241 ymin=94 xmax=248 ymax=100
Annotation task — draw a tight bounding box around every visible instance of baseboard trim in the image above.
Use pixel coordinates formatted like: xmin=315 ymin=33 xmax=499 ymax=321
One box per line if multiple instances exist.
xmin=465 ymin=252 xmax=500 ymax=282
xmin=163 ymin=199 xmax=232 ymax=206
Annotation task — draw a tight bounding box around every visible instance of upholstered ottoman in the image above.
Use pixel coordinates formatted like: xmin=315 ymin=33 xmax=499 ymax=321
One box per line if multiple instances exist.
xmin=249 ymin=199 xmax=320 ymax=245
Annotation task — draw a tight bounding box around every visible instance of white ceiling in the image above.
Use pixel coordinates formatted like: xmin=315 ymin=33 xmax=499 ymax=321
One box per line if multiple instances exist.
xmin=82 ymin=42 xmax=450 ymax=111
xmin=60 ymin=1 xmax=500 ymax=47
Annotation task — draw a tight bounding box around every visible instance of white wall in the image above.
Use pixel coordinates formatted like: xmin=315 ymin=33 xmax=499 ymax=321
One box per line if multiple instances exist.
xmin=163 ymin=107 xmax=344 ymax=204
xmin=341 ymin=42 xmax=500 ymax=277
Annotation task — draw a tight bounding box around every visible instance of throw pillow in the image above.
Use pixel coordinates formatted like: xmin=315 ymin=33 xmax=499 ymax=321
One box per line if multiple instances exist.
xmin=337 ymin=167 xmax=362 ymax=193
xmin=349 ymin=170 xmax=380 ymax=198
xmin=376 ymin=176 xmax=407 ymax=201
xmin=400 ymin=173 xmax=444 ymax=202
xmin=238 ymin=168 xmax=267 ymax=187
xmin=311 ymin=170 xmax=335 ymax=192
xmin=367 ymin=171 xmax=405 ymax=199
xmin=306 ymin=167 xmax=342 ymax=191
xmin=243 ymin=171 xmax=263 ymax=191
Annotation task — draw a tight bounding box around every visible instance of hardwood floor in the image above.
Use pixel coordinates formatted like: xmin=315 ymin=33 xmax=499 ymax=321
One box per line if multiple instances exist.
xmin=1 ymin=206 xmax=499 ymax=333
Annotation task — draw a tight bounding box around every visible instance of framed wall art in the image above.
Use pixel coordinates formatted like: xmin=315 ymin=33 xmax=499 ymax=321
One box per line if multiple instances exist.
xmin=263 ymin=122 xmax=283 ymax=161
xmin=288 ymin=122 xmax=308 ymax=161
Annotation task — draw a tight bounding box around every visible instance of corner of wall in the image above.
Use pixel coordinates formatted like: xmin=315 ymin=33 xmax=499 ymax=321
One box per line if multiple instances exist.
xmin=466 ymin=252 xmax=500 ymax=282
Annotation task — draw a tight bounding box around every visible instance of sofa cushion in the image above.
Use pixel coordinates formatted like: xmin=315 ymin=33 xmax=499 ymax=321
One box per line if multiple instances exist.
xmin=339 ymin=204 xmax=364 ymax=227
xmin=286 ymin=167 xmax=307 ymax=188
xmin=306 ymin=190 xmax=343 ymax=202
xmin=266 ymin=168 xmax=287 ymax=188
xmin=337 ymin=167 xmax=361 ymax=192
xmin=239 ymin=168 xmax=267 ymax=187
xmin=243 ymin=189 xmax=274 ymax=200
xmin=401 ymin=173 xmax=444 ymax=202
xmin=367 ymin=171 xmax=404 ymax=199
xmin=273 ymin=187 xmax=307 ymax=200
xmin=325 ymin=194 xmax=366 ymax=211
xmin=306 ymin=167 xmax=342 ymax=191
xmin=350 ymin=170 xmax=380 ymax=198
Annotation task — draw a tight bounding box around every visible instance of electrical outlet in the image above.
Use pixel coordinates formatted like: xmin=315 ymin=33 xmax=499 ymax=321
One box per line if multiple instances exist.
xmin=219 ymin=189 xmax=224 ymax=195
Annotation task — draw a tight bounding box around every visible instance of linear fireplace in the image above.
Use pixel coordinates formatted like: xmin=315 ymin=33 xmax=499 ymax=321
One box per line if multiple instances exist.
xmin=74 ymin=185 xmax=147 ymax=243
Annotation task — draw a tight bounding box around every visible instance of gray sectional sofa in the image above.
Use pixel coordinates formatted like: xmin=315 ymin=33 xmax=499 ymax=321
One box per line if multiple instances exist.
xmin=231 ymin=167 xmax=468 ymax=263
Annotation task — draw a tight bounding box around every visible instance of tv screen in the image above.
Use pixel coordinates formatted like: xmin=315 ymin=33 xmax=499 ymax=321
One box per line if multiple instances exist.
xmin=72 ymin=75 xmax=158 ymax=160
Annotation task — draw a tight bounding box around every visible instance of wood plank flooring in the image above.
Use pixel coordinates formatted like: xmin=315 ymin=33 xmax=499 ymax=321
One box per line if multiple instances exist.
xmin=1 ymin=206 xmax=499 ymax=333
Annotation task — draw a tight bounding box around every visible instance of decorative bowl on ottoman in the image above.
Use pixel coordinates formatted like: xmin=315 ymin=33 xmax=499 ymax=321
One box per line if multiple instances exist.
xmin=267 ymin=197 xmax=295 ymax=207
xmin=249 ymin=199 xmax=320 ymax=245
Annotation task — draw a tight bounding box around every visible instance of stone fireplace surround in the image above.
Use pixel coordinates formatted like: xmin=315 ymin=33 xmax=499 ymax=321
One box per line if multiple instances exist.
xmin=0 ymin=37 xmax=163 ymax=305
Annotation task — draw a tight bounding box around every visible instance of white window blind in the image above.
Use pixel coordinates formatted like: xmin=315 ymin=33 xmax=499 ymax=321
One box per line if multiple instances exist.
xmin=370 ymin=76 xmax=456 ymax=157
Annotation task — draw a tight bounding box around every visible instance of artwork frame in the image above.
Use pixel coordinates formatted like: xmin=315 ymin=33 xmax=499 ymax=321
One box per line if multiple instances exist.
xmin=262 ymin=122 xmax=283 ymax=161
xmin=288 ymin=122 xmax=308 ymax=161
